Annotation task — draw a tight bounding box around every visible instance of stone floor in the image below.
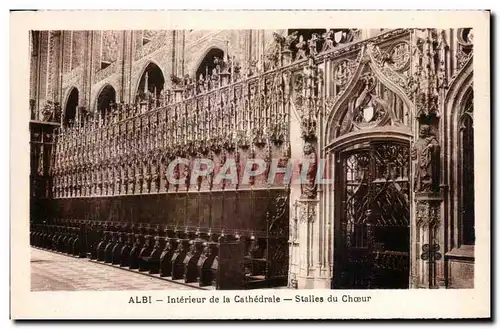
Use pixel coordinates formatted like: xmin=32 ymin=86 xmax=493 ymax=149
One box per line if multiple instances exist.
xmin=30 ymin=248 xmax=194 ymax=291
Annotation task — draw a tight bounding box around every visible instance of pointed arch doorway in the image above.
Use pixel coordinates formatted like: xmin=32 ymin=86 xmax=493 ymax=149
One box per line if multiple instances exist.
xmin=325 ymin=46 xmax=414 ymax=289
xmin=63 ymin=87 xmax=79 ymax=127
xmin=135 ymin=62 xmax=165 ymax=104
xmin=332 ymin=139 xmax=411 ymax=289
xmin=195 ymin=47 xmax=225 ymax=80
xmin=96 ymin=84 xmax=116 ymax=116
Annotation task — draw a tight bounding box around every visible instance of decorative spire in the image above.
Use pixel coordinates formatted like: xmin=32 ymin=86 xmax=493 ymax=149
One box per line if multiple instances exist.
xmin=144 ymin=71 xmax=149 ymax=95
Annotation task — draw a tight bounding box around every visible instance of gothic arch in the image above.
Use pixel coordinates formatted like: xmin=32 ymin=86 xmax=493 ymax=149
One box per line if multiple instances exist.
xmin=191 ymin=46 xmax=225 ymax=79
xmin=442 ymin=57 xmax=473 ymax=184
xmin=63 ymin=87 xmax=79 ymax=127
xmin=62 ymin=86 xmax=79 ymax=112
xmin=442 ymin=56 xmax=473 ymax=251
xmin=93 ymin=83 xmax=117 ymax=114
xmin=327 ymin=129 xmax=412 ymax=289
xmin=444 ymin=57 xmax=473 ymax=111
xmin=326 ymin=127 xmax=412 ymax=152
xmin=325 ymin=44 xmax=414 ymax=147
xmin=322 ymin=44 xmax=415 ymax=289
xmin=132 ymin=60 xmax=165 ymax=103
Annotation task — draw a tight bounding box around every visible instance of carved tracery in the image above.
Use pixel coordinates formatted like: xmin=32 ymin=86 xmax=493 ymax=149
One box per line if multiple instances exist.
xmin=327 ymin=45 xmax=412 ymax=142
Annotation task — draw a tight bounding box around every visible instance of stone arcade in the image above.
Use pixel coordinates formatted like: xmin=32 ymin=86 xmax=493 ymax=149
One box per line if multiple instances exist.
xmin=29 ymin=28 xmax=475 ymax=289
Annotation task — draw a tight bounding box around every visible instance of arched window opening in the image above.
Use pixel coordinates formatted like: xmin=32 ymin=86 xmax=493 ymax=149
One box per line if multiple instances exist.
xmin=136 ymin=62 xmax=165 ymax=104
xmin=195 ymin=48 xmax=225 ymax=81
xmin=460 ymin=89 xmax=474 ymax=245
xmin=333 ymin=141 xmax=411 ymax=289
xmin=64 ymin=88 xmax=79 ymax=127
xmin=97 ymin=85 xmax=116 ymax=116
xmin=458 ymin=28 xmax=474 ymax=55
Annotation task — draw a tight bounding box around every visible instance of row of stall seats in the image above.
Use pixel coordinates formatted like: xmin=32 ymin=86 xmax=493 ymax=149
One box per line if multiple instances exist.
xmin=30 ymin=219 xmax=286 ymax=290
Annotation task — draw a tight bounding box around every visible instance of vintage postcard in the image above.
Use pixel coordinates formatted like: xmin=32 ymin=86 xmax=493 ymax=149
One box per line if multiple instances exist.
xmin=10 ymin=10 xmax=490 ymax=320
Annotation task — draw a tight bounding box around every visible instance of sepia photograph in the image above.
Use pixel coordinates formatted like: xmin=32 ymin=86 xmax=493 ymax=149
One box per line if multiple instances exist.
xmin=11 ymin=10 xmax=490 ymax=320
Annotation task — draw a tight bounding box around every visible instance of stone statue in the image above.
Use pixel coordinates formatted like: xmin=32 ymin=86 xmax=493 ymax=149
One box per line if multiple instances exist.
xmin=203 ymin=75 xmax=210 ymax=91
xmin=411 ymin=124 xmax=440 ymax=193
xmin=308 ymin=33 xmax=319 ymax=56
xmin=370 ymin=89 xmax=389 ymax=122
xmin=322 ymin=30 xmax=335 ymax=52
xmin=353 ymin=73 xmax=376 ymax=123
xmin=298 ymin=142 xmax=318 ymax=199
xmin=198 ymin=74 xmax=205 ymax=93
xmin=295 ymin=35 xmax=307 ymax=60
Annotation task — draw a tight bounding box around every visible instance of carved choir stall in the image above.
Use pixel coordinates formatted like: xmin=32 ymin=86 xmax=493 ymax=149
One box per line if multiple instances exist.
xmin=32 ymin=48 xmax=295 ymax=290
xmin=30 ymin=28 xmax=474 ymax=290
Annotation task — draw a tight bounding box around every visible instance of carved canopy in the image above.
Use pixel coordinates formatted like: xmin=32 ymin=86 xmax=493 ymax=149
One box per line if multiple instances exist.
xmin=325 ymin=43 xmax=414 ymax=149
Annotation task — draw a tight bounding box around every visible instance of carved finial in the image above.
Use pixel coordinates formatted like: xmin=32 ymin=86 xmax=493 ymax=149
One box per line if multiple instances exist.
xmin=437 ymin=30 xmax=448 ymax=50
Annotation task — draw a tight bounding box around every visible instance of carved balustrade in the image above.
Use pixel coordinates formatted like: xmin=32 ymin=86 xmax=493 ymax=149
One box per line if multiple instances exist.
xmin=54 ymin=28 xmax=402 ymax=200
xmin=50 ymin=28 xmax=373 ymax=199
xmin=52 ymin=67 xmax=298 ymax=198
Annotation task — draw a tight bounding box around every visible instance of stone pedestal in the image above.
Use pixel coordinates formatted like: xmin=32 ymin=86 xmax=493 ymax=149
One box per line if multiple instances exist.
xmin=292 ymin=198 xmax=331 ymax=289
xmin=413 ymin=192 xmax=444 ymax=288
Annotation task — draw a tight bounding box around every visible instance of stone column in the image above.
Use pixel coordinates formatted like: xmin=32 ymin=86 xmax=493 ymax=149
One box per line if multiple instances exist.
xmin=315 ymin=62 xmax=331 ymax=287
xmin=410 ymin=29 xmax=446 ymax=289
xmin=36 ymin=31 xmax=50 ymax=120
xmin=30 ymin=31 xmax=40 ymax=120
xmin=45 ymin=31 xmax=53 ymax=102
xmin=287 ymin=95 xmax=302 ymax=288
xmin=120 ymin=30 xmax=134 ymax=104
xmin=289 ymin=57 xmax=331 ymax=289
xmin=414 ymin=193 xmax=443 ymax=288
xmin=81 ymin=31 xmax=93 ymax=110
xmin=297 ymin=198 xmax=319 ymax=288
